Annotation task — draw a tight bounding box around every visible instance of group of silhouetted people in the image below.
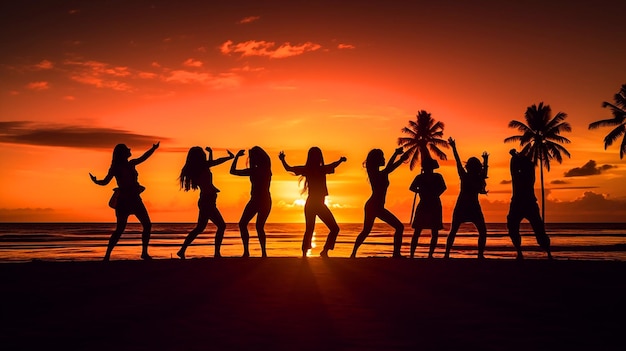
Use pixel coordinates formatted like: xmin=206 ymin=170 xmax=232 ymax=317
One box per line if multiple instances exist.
xmin=90 ymin=140 xmax=552 ymax=261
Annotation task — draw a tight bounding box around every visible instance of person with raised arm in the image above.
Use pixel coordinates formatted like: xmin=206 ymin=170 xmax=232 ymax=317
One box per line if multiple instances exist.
xmin=89 ymin=142 xmax=159 ymax=261
xmin=230 ymin=146 xmax=272 ymax=257
xmin=444 ymin=137 xmax=489 ymax=259
xmin=351 ymin=147 xmax=409 ymax=258
xmin=409 ymin=155 xmax=447 ymax=258
xmin=279 ymin=147 xmax=347 ymax=257
xmin=177 ymin=147 xmax=234 ymax=259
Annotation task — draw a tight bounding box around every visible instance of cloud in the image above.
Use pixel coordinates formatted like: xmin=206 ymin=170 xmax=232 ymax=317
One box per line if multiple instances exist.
xmin=500 ymin=180 xmax=512 ymax=185
xmin=338 ymin=43 xmax=356 ymax=49
xmin=65 ymin=59 xmax=134 ymax=92
xmin=220 ymin=40 xmax=322 ymax=58
xmin=183 ymin=58 xmax=203 ymax=67
xmin=551 ymin=180 xmax=570 ymax=185
xmin=164 ymin=70 xmax=241 ymax=89
xmin=0 ymin=208 xmax=55 ymax=222
xmin=238 ymin=16 xmax=260 ymax=24
xmin=63 ymin=95 xmax=76 ymax=101
xmin=34 ymin=60 xmax=53 ymax=70
xmin=26 ymin=81 xmax=50 ymax=91
xmin=564 ymin=160 xmax=617 ymax=177
xmin=0 ymin=121 xmax=170 ymax=150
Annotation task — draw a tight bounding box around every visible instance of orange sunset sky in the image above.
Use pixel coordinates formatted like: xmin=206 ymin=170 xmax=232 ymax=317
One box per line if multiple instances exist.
xmin=1 ymin=0 xmax=625 ymax=223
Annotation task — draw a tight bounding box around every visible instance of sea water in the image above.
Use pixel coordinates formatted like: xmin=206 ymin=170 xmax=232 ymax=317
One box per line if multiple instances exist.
xmin=1 ymin=222 xmax=625 ymax=262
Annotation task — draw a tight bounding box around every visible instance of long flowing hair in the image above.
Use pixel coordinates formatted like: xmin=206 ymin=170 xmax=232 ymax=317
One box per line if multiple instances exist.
xmin=112 ymin=144 xmax=129 ymax=166
xmin=249 ymin=146 xmax=272 ymax=176
xmin=364 ymin=149 xmax=384 ymax=183
xmin=465 ymin=156 xmax=487 ymax=194
xmin=299 ymin=147 xmax=324 ymax=194
xmin=179 ymin=146 xmax=206 ymax=191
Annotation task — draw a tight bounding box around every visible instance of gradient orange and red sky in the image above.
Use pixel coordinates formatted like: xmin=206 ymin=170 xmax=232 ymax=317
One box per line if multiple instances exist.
xmin=1 ymin=0 xmax=625 ymax=223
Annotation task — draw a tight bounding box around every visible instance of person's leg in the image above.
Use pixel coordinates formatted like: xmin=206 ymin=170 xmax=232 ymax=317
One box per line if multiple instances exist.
xmin=428 ymin=229 xmax=439 ymax=258
xmin=351 ymin=204 xmax=376 ymax=258
xmin=444 ymin=220 xmax=461 ymax=258
xmin=238 ymin=200 xmax=258 ymax=257
xmin=209 ymin=208 xmax=227 ymax=258
xmin=410 ymin=228 xmax=422 ymax=258
xmin=104 ymin=210 xmax=128 ymax=261
xmin=302 ymin=199 xmax=318 ymax=257
xmin=134 ymin=202 xmax=152 ymax=260
xmin=527 ymin=203 xmax=552 ymax=259
xmin=507 ymin=203 xmax=524 ymax=259
xmin=177 ymin=205 xmax=209 ymax=259
xmin=475 ymin=218 xmax=487 ymax=259
xmin=378 ymin=208 xmax=404 ymax=257
xmin=255 ymin=197 xmax=271 ymax=257
xmin=317 ymin=204 xmax=340 ymax=257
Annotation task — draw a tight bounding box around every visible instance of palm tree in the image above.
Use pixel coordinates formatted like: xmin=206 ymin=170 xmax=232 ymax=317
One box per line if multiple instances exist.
xmin=397 ymin=110 xmax=448 ymax=170
xmin=504 ymin=102 xmax=572 ymax=221
xmin=588 ymin=84 xmax=626 ymax=158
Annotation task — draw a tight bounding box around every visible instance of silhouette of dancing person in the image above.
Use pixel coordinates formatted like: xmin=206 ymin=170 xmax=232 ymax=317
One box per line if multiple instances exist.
xmin=230 ymin=146 xmax=272 ymax=257
xmin=444 ymin=137 xmax=489 ymax=259
xmin=279 ymin=147 xmax=347 ymax=257
xmin=89 ymin=142 xmax=159 ymax=261
xmin=177 ymin=147 xmax=234 ymax=259
xmin=409 ymin=156 xmax=447 ymax=258
xmin=351 ymin=148 xmax=409 ymax=258
xmin=507 ymin=149 xmax=553 ymax=259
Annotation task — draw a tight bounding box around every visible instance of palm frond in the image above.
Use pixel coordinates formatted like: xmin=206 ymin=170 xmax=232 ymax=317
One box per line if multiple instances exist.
xmin=588 ymin=118 xmax=622 ymax=129
xmin=603 ymin=124 xmax=626 ymax=148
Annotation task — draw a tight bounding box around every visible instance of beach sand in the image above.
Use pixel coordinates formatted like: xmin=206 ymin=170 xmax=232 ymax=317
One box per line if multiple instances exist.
xmin=1 ymin=258 xmax=624 ymax=350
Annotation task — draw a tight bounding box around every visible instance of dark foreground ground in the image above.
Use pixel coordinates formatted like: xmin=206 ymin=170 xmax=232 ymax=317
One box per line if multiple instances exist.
xmin=1 ymin=258 xmax=625 ymax=351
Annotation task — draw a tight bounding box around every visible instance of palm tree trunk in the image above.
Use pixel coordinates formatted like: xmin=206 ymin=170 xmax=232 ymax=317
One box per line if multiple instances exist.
xmin=539 ymin=158 xmax=546 ymax=223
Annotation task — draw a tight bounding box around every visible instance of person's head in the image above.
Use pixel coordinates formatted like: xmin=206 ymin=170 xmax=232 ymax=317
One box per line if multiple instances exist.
xmin=112 ymin=144 xmax=131 ymax=164
xmin=179 ymin=146 xmax=206 ymax=191
xmin=305 ymin=146 xmax=324 ymax=167
xmin=509 ymin=148 xmax=518 ymax=157
xmin=249 ymin=146 xmax=271 ymax=173
xmin=364 ymin=149 xmax=384 ymax=170
xmin=421 ymin=157 xmax=439 ymax=173
xmin=465 ymin=157 xmax=482 ymax=174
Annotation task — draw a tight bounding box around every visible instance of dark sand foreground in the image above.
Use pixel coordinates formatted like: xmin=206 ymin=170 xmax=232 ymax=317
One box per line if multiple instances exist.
xmin=1 ymin=258 xmax=625 ymax=350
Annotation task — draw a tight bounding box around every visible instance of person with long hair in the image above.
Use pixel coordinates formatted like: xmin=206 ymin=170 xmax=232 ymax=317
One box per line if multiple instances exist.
xmin=351 ymin=147 xmax=408 ymax=258
xmin=279 ymin=147 xmax=347 ymax=257
xmin=89 ymin=142 xmax=159 ymax=261
xmin=444 ymin=137 xmax=489 ymax=258
xmin=230 ymin=146 xmax=272 ymax=257
xmin=177 ymin=147 xmax=234 ymax=259
xmin=409 ymin=156 xmax=447 ymax=258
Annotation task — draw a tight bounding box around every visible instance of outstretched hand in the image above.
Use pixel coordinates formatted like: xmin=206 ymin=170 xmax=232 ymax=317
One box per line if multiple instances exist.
xmin=340 ymin=156 xmax=347 ymax=162
xmin=227 ymin=150 xmax=235 ymax=158
xmin=205 ymin=147 xmax=212 ymax=153
xmin=448 ymin=137 xmax=456 ymax=147
xmin=278 ymin=151 xmax=286 ymax=160
xmin=153 ymin=141 xmax=160 ymax=150
xmin=482 ymin=151 xmax=489 ymax=159
xmin=236 ymin=149 xmax=245 ymax=157
xmin=395 ymin=147 xmax=404 ymax=155
xmin=89 ymin=173 xmax=97 ymax=183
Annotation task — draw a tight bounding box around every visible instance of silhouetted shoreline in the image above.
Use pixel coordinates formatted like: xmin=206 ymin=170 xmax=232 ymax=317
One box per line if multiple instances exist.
xmin=1 ymin=258 xmax=624 ymax=350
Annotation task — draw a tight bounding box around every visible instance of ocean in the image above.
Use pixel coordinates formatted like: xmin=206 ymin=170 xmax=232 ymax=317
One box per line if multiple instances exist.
xmin=1 ymin=222 xmax=625 ymax=262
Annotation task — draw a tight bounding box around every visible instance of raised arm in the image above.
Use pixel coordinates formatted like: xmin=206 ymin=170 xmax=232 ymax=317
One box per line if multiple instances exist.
xmin=208 ymin=150 xmax=234 ymax=167
xmin=230 ymin=150 xmax=250 ymax=176
xmin=482 ymin=151 xmax=489 ymax=179
xmin=328 ymin=156 xmax=347 ymax=170
xmin=383 ymin=147 xmax=408 ymax=174
xmin=205 ymin=147 xmax=213 ymax=162
xmin=131 ymin=142 xmax=159 ymax=165
xmin=89 ymin=169 xmax=114 ymax=186
xmin=278 ymin=151 xmax=296 ymax=172
xmin=448 ymin=137 xmax=464 ymax=175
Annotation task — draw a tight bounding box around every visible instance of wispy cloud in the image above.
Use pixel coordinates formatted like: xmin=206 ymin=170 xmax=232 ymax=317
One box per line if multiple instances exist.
xmin=564 ymin=160 xmax=617 ymax=177
xmin=26 ymin=81 xmax=50 ymax=91
xmin=65 ymin=59 xmax=134 ymax=92
xmin=220 ymin=40 xmax=322 ymax=58
xmin=551 ymin=179 xmax=570 ymax=185
xmin=238 ymin=16 xmax=260 ymax=24
xmin=338 ymin=43 xmax=356 ymax=49
xmin=34 ymin=60 xmax=54 ymax=70
xmin=183 ymin=58 xmax=203 ymax=67
xmin=164 ymin=70 xmax=241 ymax=89
xmin=0 ymin=121 xmax=170 ymax=150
